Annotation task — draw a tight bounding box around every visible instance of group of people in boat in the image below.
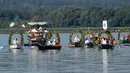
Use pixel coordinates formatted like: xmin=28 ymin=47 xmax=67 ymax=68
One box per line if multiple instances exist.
xmin=73 ymin=35 xmax=93 ymax=44
xmin=28 ymin=25 xmax=49 ymax=40
xmin=121 ymin=34 xmax=130 ymax=41
xmin=47 ymin=39 xmax=60 ymax=46
xmin=12 ymin=38 xmax=20 ymax=45
xmin=99 ymin=37 xmax=117 ymax=46
xmin=100 ymin=37 xmax=112 ymax=45
xmin=27 ymin=24 xmax=60 ymax=46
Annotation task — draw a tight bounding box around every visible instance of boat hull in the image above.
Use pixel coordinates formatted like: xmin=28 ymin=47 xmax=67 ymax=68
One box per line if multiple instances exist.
xmin=38 ymin=45 xmax=62 ymax=50
xmin=98 ymin=44 xmax=114 ymax=49
xmin=10 ymin=44 xmax=22 ymax=49
xmin=85 ymin=42 xmax=94 ymax=48
xmin=120 ymin=40 xmax=130 ymax=44
xmin=68 ymin=42 xmax=82 ymax=48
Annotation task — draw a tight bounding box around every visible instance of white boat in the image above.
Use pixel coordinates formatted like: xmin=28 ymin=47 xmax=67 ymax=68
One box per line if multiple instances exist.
xmin=10 ymin=44 xmax=22 ymax=49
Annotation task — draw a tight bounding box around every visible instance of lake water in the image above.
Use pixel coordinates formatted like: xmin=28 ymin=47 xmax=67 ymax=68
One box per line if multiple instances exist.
xmin=0 ymin=33 xmax=130 ymax=73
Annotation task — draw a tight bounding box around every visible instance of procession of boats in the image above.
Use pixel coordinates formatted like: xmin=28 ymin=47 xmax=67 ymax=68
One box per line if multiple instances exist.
xmin=7 ymin=21 xmax=130 ymax=50
xmin=8 ymin=29 xmax=130 ymax=50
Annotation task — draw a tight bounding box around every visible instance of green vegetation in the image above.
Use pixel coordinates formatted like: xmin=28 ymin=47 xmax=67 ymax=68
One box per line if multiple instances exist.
xmin=0 ymin=6 xmax=130 ymax=28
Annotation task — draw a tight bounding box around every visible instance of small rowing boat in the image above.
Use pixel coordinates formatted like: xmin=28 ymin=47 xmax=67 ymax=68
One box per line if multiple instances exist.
xmin=10 ymin=44 xmax=22 ymax=49
xmin=68 ymin=42 xmax=82 ymax=48
xmin=38 ymin=45 xmax=62 ymax=50
xmin=98 ymin=44 xmax=114 ymax=49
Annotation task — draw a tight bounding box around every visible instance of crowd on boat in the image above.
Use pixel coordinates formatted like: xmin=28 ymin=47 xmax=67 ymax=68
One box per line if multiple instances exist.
xmin=27 ymin=24 xmax=60 ymax=47
xmin=10 ymin=24 xmax=130 ymax=49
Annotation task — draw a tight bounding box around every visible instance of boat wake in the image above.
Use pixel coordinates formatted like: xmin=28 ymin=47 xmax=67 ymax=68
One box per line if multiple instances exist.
xmin=0 ymin=45 xmax=9 ymax=49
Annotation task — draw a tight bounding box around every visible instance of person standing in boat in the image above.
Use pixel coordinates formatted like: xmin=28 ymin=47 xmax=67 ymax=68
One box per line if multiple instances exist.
xmin=12 ymin=38 xmax=19 ymax=45
xmin=73 ymin=35 xmax=80 ymax=43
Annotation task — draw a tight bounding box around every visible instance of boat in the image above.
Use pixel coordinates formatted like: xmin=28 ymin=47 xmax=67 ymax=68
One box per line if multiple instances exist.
xmin=10 ymin=44 xmax=22 ymax=49
xmin=84 ymin=42 xmax=94 ymax=48
xmin=98 ymin=44 xmax=114 ymax=49
xmin=28 ymin=39 xmax=62 ymax=50
xmin=68 ymin=42 xmax=82 ymax=48
xmin=37 ymin=45 xmax=62 ymax=50
xmin=119 ymin=40 xmax=130 ymax=44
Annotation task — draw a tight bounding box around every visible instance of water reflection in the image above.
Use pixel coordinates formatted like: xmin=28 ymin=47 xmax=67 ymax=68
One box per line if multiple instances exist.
xmin=68 ymin=48 xmax=84 ymax=57
xmin=44 ymin=50 xmax=60 ymax=61
xmin=28 ymin=49 xmax=60 ymax=70
xmin=9 ymin=49 xmax=23 ymax=55
xmin=28 ymin=49 xmax=39 ymax=69
xmin=102 ymin=49 xmax=108 ymax=73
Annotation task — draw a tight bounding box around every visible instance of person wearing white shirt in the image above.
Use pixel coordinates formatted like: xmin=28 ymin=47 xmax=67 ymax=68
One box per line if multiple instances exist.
xmin=73 ymin=36 xmax=80 ymax=43
xmin=38 ymin=27 xmax=43 ymax=32
xmin=47 ymin=40 xmax=52 ymax=46
xmin=101 ymin=38 xmax=107 ymax=44
xmin=12 ymin=38 xmax=19 ymax=45
xmin=85 ymin=38 xmax=90 ymax=44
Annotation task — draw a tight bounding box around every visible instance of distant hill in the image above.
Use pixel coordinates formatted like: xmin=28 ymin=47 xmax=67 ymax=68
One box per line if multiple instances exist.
xmin=0 ymin=0 xmax=130 ymax=10
xmin=0 ymin=6 xmax=130 ymax=28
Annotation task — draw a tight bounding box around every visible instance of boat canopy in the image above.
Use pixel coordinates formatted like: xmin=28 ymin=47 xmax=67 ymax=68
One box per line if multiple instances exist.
xmin=28 ymin=22 xmax=48 ymax=26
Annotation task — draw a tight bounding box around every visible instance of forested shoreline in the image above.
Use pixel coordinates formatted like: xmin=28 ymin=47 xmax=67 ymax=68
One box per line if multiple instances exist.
xmin=0 ymin=6 xmax=130 ymax=28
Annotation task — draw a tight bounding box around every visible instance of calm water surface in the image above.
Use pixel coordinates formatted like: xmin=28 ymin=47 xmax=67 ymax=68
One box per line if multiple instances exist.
xmin=0 ymin=33 xmax=130 ymax=73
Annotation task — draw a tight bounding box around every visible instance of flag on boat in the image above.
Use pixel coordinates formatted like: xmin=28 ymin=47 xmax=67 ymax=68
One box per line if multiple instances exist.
xmin=102 ymin=20 xmax=108 ymax=30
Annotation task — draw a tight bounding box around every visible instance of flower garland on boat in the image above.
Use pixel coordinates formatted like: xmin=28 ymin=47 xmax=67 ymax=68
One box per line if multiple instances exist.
xmin=97 ymin=30 xmax=113 ymax=44
xmin=8 ymin=32 xmax=13 ymax=45
xmin=8 ymin=32 xmax=24 ymax=45
xmin=83 ymin=31 xmax=96 ymax=46
xmin=20 ymin=33 xmax=24 ymax=44
xmin=46 ymin=30 xmax=60 ymax=43
xmin=69 ymin=30 xmax=84 ymax=44
xmin=117 ymin=28 xmax=130 ymax=40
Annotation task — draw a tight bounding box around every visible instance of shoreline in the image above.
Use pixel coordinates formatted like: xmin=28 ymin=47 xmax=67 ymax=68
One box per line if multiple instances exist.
xmin=0 ymin=27 xmax=129 ymax=34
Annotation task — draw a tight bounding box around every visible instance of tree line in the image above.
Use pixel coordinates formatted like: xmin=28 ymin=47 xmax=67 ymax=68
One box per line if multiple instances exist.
xmin=0 ymin=6 xmax=130 ymax=28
